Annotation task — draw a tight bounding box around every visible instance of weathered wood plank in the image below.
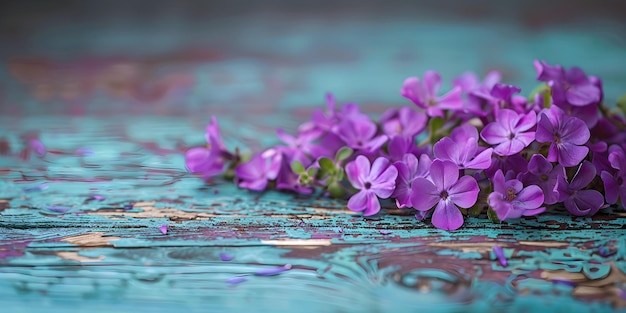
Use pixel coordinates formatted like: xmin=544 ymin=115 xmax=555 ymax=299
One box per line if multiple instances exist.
xmin=1 ymin=3 xmax=626 ymax=312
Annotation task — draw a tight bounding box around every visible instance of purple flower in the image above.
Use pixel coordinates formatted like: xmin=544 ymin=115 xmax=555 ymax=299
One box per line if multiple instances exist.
xmin=453 ymin=70 xmax=501 ymax=93
xmin=556 ymin=161 xmax=604 ymax=216
xmin=392 ymin=153 xmax=431 ymax=208
xmin=488 ymin=170 xmax=545 ymax=220
xmin=275 ymin=154 xmax=314 ymax=194
xmin=386 ymin=135 xmax=424 ymax=161
xmin=185 ymin=117 xmax=228 ymax=178
xmin=379 ymin=107 xmax=427 ymax=138
xmin=301 ymin=93 xmax=367 ymax=133
xmin=276 ymin=128 xmax=327 ymax=165
xmin=401 ymin=71 xmax=463 ymax=117
xmin=235 ymin=149 xmax=282 ymax=191
xmin=345 ymin=155 xmax=398 ymax=216
xmin=554 ymin=100 xmax=599 ymax=129
xmin=410 ymin=160 xmax=479 ymax=230
xmin=519 ymin=154 xmax=565 ymax=205
xmin=534 ymin=60 xmax=601 ymax=106
xmin=485 ymin=152 xmax=529 ymax=179
xmin=535 ymin=106 xmax=590 ymax=167
xmin=481 ymin=109 xmax=536 ymax=156
xmin=433 ymin=125 xmax=492 ymax=170
xmin=600 ymin=144 xmax=626 ymax=207
xmin=336 ymin=115 xmax=388 ymax=153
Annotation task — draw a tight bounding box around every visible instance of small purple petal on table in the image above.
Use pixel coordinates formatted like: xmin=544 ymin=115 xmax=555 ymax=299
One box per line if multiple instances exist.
xmin=159 ymin=225 xmax=168 ymax=235
xmin=298 ymin=221 xmax=305 ymax=227
xmin=29 ymin=139 xmax=46 ymax=156
xmin=25 ymin=183 xmax=48 ymax=192
xmin=219 ymin=253 xmax=234 ymax=261
xmin=76 ymin=148 xmax=94 ymax=156
xmin=551 ymin=278 xmax=575 ymax=288
xmin=618 ymin=288 xmax=626 ymax=300
xmin=123 ymin=204 xmax=134 ymax=210
xmin=90 ymin=195 xmax=105 ymax=201
xmin=493 ymin=246 xmax=508 ymax=267
xmin=378 ymin=229 xmax=392 ymax=235
xmin=226 ymin=276 xmax=248 ymax=285
xmin=597 ymin=246 xmax=615 ymax=257
xmin=254 ymin=264 xmax=292 ymax=276
xmin=48 ymin=206 xmax=71 ymax=213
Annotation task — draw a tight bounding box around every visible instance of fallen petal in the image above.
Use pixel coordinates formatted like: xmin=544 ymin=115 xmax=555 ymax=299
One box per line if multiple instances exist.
xmin=254 ymin=264 xmax=292 ymax=276
xmin=226 ymin=276 xmax=248 ymax=285
xmin=24 ymin=183 xmax=49 ymax=192
xmin=551 ymin=278 xmax=575 ymax=288
xmin=492 ymin=245 xmax=508 ymax=267
xmin=159 ymin=225 xmax=168 ymax=235
xmin=219 ymin=253 xmax=234 ymax=261
xmin=48 ymin=206 xmax=71 ymax=213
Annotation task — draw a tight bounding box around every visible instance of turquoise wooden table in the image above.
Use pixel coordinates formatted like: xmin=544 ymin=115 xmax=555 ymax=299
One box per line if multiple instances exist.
xmin=1 ymin=2 xmax=626 ymax=312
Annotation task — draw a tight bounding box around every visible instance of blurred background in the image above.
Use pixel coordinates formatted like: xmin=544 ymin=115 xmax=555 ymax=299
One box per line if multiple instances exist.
xmin=0 ymin=0 xmax=625 ymax=118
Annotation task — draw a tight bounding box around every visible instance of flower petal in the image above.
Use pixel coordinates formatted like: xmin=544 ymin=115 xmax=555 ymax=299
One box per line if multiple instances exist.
xmin=488 ymin=192 xmax=513 ymax=220
xmin=515 ymin=111 xmax=537 ymax=133
xmin=347 ymin=190 xmax=368 ymax=213
xmin=371 ymin=166 xmax=398 ymax=198
xmin=601 ymin=171 xmax=619 ymax=204
xmin=465 ymin=147 xmax=493 ymax=170
xmin=566 ymin=190 xmax=604 ymax=216
xmin=560 ymin=116 xmax=590 ymax=145
xmin=535 ymin=112 xmax=555 ymax=143
xmin=423 ymin=70 xmax=442 ymax=96
xmin=569 ymin=161 xmax=596 ymax=191
xmin=558 ymin=143 xmax=589 ymax=167
xmin=448 ymin=176 xmax=479 ymax=208
xmin=433 ymin=137 xmax=461 ymax=164
xmin=429 ymin=159 xmax=459 ymax=191
xmin=369 ymin=157 xmax=391 ymax=180
xmin=362 ymin=192 xmax=382 ymax=216
xmin=512 ymin=185 xmax=545 ymax=210
xmin=410 ymin=178 xmax=440 ymax=211
xmin=345 ymin=155 xmax=370 ymax=188
xmin=431 ymin=201 xmax=464 ymax=231
xmin=481 ymin=122 xmax=509 ymax=145
xmin=400 ymin=77 xmax=426 ymax=108
xmin=437 ymin=86 xmax=464 ymax=110
xmin=566 ymin=83 xmax=601 ymax=106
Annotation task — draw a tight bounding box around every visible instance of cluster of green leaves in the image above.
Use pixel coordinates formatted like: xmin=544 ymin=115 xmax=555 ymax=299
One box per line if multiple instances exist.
xmin=291 ymin=147 xmax=353 ymax=198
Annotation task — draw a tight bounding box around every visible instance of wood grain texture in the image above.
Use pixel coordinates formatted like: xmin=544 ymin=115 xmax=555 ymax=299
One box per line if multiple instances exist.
xmin=1 ymin=3 xmax=626 ymax=312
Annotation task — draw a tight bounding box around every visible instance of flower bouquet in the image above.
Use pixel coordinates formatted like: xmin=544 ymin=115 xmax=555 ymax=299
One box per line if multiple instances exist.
xmin=185 ymin=60 xmax=626 ymax=230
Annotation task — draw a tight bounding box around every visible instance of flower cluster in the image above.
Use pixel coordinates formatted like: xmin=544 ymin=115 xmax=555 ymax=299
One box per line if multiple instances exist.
xmin=185 ymin=60 xmax=626 ymax=230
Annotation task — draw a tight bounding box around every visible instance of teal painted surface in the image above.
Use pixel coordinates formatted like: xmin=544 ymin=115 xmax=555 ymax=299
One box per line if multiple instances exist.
xmin=1 ymin=2 xmax=626 ymax=312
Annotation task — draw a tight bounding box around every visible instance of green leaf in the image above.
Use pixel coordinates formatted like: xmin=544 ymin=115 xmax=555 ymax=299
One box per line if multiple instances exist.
xmin=336 ymin=168 xmax=344 ymax=181
xmin=487 ymin=207 xmax=501 ymax=224
xmin=291 ymin=160 xmax=305 ymax=174
xmin=318 ymin=157 xmax=335 ymax=176
xmin=428 ymin=117 xmax=446 ymax=144
xmin=335 ymin=146 xmax=353 ymax=162
xmin=528 ymin=83 xmax=549 ymax=101
xmin=617 ymin=94 xmax=626 ymax=116
xmin=327 ymin=182 xmax=345 ymax=198
xmin=307 ymin=167 xmax=318 ymax=177
xmin=468 ymin=203 xmax=483 ymax=217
